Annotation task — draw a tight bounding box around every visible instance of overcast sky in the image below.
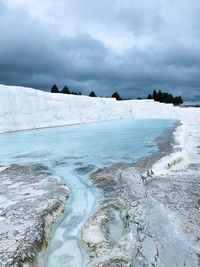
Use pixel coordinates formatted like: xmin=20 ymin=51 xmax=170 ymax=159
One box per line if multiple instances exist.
xmin=0 ymin=0 xmax=200 ymax=101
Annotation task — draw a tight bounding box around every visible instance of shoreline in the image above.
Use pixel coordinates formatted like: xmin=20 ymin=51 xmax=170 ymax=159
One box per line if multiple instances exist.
xmin=0 ymin=117 xmax=175 ymax=136
xmin=149 ymin=121 xmax=189 ymax=176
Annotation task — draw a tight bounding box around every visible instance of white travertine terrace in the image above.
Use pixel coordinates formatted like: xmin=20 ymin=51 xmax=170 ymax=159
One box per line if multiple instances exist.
xmin=0 ymin=84 xmax=199 ymax=134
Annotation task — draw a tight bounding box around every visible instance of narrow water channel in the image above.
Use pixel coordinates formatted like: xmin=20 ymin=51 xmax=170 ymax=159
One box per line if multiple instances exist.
xmin=0 ymin=119 xmax=175 ymax=266
xmin=46 ymin=165 xmax=100 ymax=266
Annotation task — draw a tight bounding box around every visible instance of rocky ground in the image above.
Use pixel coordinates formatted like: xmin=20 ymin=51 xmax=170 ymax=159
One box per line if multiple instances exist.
xmin=0 ymin=164 xmax=69 ymax=267
xmin=83 ymin=162 xmax=199 ymax=267
xmin=82 ymin=127 xmax=200 ymax=267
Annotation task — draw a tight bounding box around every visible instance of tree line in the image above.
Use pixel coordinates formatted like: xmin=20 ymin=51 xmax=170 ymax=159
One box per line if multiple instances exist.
xmin=51 ymin=84 xmax=82 ymax=95
xmin=51 ymin=84 xmax=123 ymax=100
xmin=147 ymin=90 xmax=183 ymax=105
xmin=51 ymin=84 xmax=183 ymax=105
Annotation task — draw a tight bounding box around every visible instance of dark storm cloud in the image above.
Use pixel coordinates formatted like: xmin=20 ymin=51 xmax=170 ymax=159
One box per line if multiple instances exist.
xmin=0 ymin=0 xmax=200 ymax=101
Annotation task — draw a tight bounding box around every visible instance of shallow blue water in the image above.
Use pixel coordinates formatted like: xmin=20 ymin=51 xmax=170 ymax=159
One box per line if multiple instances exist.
xmin=0 ymin=119 xmax=174 ymax=166
xmin=0 ymin=119 xmax=175 ymax=266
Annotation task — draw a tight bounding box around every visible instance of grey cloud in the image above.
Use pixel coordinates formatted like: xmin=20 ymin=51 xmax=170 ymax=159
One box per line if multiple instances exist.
xmin=0 ymin=0 xmax=199 ymax=102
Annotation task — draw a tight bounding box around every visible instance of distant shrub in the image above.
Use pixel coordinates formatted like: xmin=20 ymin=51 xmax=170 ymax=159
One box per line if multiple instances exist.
xmin=61 ymin=86 xmax=70 ymax=94
xmin=51 ymin=84 xmax=59 ymax=93
xmin=112 ymin=91 xmax=123 ymax=101
xmin=173 ymin=96 xmax=183 ymax=105
xmin=89 ymin=91 xmax=97 ymax=97
xmin=147 ymin=94 xmax=153 ymax=99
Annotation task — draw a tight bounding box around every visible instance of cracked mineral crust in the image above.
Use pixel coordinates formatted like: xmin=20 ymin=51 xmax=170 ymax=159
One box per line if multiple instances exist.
xmin=0 ymin=164 xmax=69 ymax=267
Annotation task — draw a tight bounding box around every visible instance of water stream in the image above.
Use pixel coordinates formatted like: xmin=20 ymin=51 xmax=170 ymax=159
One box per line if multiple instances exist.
xmin=46 ymin=165 xmax=99 ymax=266
xmin=0 ymin=119 xmax=175 ymax=266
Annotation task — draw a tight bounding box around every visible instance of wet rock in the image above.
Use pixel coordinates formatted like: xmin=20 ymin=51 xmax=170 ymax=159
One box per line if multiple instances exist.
xmin=86 ymin=123 xmax=200 ymax=266
xmin=0 ymin=164 xmax=69 ymax=267
xmin=75 ymin=164 xmax=96 ymax=175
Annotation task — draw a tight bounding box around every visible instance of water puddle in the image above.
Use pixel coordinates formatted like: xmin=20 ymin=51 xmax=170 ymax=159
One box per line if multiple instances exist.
xmin=108 ymin=208 xmax=124 ymax=244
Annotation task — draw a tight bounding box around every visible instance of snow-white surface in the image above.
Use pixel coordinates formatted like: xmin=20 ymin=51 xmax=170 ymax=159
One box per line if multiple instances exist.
xmin=149 ymin=121 xmax=200 ymax=176
xmin=0 ymin=84 xmax=199 ymax=134
xmin=128 ymin=99 xmax=200 ymax=123
xmin=0 ymin=164 xmax=68 ymax=267
xmin=149 ymin=122 xmax=189 ymax=176
xmin=0 ymin=85 xmax=132 ymax=133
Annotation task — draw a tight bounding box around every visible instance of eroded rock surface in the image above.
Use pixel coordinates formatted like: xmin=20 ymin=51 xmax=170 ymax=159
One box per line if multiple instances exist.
xmin=84 ymin=137 xmax=200 ymax=267
xmin=0 ymin=164 xmax=69 ymax=267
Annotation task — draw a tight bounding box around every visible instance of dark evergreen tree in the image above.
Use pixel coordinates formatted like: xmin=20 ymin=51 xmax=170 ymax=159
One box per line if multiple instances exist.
xmin=173 ymin=96 xmax=183 ymax=105
xmin=163 ymin=92 xmax=168 ymax=102
xmin=153 ymin=90 xmax=157 ymax=100
xmin=112 ymin=91 xmax=123 ymax=101
xmin=166 ymin=93 xmax=173 ymax=103
xmin=61 ymin=86 xmax=70 ymax=94
xmin=51 ymin=84 xmax=59 ymax=93
xmin=178 ymin=96 xmax=183 ymax=104
xmin=158 ymin=90 xmax=163 ymax=102
xmin=89 ymin=91 xmax=97 ymax=97
xmin=147 ymin=94 xmax=153 ymax=99
xmin=148 ymin=90 xmax=183 ymax=105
